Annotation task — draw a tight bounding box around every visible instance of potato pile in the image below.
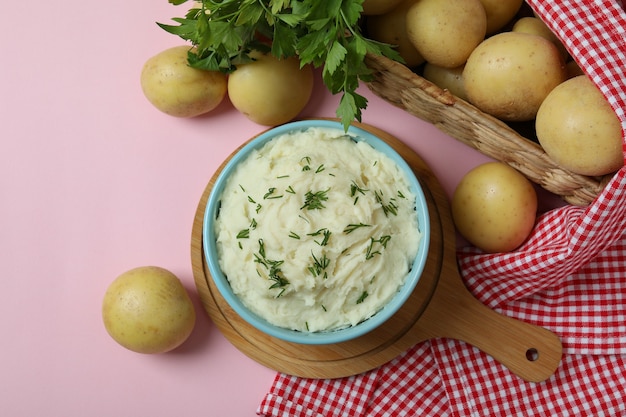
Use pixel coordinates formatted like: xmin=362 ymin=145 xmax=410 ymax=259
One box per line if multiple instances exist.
xmin=365 ymin=0 xmax=623 ymax=253
xmin=140 ymin=46 xmax=314 ymax=126
xmin=365 ymin=0 xmax=623 ymax=178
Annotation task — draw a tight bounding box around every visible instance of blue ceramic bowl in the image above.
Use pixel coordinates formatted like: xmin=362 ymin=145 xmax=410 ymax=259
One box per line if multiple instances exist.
xmin=203 ymin=120 xmax=430 ymax=345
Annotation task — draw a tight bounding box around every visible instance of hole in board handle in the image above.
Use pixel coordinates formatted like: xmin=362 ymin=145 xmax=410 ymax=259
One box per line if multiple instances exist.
xmin=526 ymin=348 xmax=539 ymax=362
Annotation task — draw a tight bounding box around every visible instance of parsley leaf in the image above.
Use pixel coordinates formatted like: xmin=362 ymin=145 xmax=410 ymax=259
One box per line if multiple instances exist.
xmin=158 ymin=0 xmax=402 ymax=131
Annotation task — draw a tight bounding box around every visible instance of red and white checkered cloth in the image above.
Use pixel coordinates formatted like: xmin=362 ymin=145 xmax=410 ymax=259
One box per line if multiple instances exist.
xmin=258 ymin=1 xmax=626 ymax=415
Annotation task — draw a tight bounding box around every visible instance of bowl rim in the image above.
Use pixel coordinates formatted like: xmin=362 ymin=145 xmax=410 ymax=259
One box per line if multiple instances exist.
xmin=203 ymin=120 xmax=430 ymax=345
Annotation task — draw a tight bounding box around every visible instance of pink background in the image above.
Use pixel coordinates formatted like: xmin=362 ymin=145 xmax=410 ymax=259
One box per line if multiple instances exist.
xmin=0 ymin=2 xmax=561 ymax=415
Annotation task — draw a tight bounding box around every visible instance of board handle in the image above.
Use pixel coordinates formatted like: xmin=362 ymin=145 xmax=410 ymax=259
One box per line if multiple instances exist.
xmin=418 ymin=270 xmax=563 ymax=383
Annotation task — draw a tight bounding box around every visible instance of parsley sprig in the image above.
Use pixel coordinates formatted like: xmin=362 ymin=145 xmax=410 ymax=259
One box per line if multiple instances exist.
xmin=158 ymin=0 xmax=402 ymax=130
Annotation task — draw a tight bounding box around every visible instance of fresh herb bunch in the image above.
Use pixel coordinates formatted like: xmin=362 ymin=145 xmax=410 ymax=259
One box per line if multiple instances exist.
xmin=158 ymin=0 xmax=402 ymax=130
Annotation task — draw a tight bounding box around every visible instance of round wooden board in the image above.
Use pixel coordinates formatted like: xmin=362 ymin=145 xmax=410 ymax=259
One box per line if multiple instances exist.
xmin=190 ymin=121 xmax=446 ymax=379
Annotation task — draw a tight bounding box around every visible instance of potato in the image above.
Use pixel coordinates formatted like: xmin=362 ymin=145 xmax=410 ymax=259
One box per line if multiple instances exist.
xmin=366 ymin=0 xmax=425 ymax=68
xmin=512 ymin=17 xmax=568 ymax=60
xmin=228 ymin=51 xmax=314 ymax=126
xmin=536 ymin=75 xmax=623 ymax=176
xmin=463 ymin=32 xmax=566 ymax=121
xmin=140 ymin=46 xmax=227 ymax=117
xmin=406 ymin=0 xmax=486 ymax=68
xmin=478 ymin=0 xmax=524 ymax=34
xmin=102 ymin=266 xmax=196 ymax=354
xmin=422 ymin=63 xmax=467 ymax=101
xmin=452 ymin=162 xmax=537 ymax=253
xmin=362 ymin=0 xmax=405 ymax=15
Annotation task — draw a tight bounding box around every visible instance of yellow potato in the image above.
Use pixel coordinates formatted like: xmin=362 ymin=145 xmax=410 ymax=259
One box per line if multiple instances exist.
xmin=452 ymin=162 xmax=537 ymax=253
xmin=362 ymin=0 xmax=405 ymax=15
xmin=512 ymin=17 xmax=568 ymax=60
xmin=478 ymin=0 xmax=524 ymax=34
xmin=536 ymin=75 xmax=624 ymax=176
xmin=366 ymin=0 xmax=425 ymax=68
xmin=422 ymin=63 xmax=467 ymax=101
xmin=463 ymin=32 xmax=566 ymax=121
xmin=228 ymin=51 xmax=314 ymax=126
xmin=406 ymin=0 xmax=486 ymax=68
xmin=102 ymin=266 xmax=196 ymax=354
xmin=140 ymin=46 xmax=227 ymax=117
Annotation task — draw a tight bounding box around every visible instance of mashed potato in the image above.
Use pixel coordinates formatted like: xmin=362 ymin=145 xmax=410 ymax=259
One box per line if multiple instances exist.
xmin=215 ymin=127 xmax=421 ymax=332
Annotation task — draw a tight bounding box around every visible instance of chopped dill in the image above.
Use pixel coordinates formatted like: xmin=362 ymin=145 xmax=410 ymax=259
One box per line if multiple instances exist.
xmin=356 ymin=291 xmax=369 ymax=304
xmin=308 ymin=228 xmax=331 ymax=246
xmin=375 ymin=190 xmax=398 ymax=217
xmin=350 ymin=181 xmax=368 ymax=197
xmin=254 ymin=239 xmax=289 ymax=297
xmin=264 ymin=187 xmax=283 ymax=199
xmin=343 ymin=223 xmax=371 ymax=234
xmin=308 ymin=251 xmax=330 ymax=279
xmin=301 ymin=189 xmax=329 ymax=210
xmin=301 ymin=156 xmax=311 ymax=171
xmin=365 ymin=235 xmax=391 ymax=260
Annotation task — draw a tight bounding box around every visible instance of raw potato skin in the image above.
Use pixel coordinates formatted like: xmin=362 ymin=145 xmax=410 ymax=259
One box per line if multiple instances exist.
xmin=423 ymin=63 xmax=468 ymax=101
xmin=140 ymin=46 xmax=227 ymax=118
xmin=463 ymin=32 xmax=567 ymax=121
xmin=102 ymin=266 xmax=196 ymax=354
xmin=536 ymin=75 xmax=624 ymax=176
xmin=406 ymin=0 xmax=486 ymax=68
xmin=452 ymin=162 xmax=537 ymax=253
xmin=478 ymin=0 xmax=524 ymax=34
xmin=366 ymin=0 xmax=425 ymax=68
xmin=512 ymin=17 xmax=568 ymax=60
xmin=228 ymin=52 xmax=314 ymax=126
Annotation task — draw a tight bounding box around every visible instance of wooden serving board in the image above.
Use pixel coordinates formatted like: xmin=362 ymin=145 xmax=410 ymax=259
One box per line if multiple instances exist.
xmin=190 ymin=121 xmax=563 ymax=382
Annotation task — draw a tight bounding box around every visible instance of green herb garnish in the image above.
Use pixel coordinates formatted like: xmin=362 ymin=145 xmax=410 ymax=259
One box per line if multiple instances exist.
xmin=308 ymin=228 xmax=331 ymax=246
xmin=343 ymin=222 xmax=371 ymax=234
xmin=350 ymin=181 xmax=368 ymax=197
xmin=158 ymin=0 xmax=403 ymax=130
xmin=301 ymin=189 xmax=329 ymax=210
xmin=308 ymin=251 xmax=330 ymax=278
xmin=375 ymin=190 xmax=398 ymax=217
xmin=365 ymin=235 xmax=391 ymax=260
xmin=254 ymin=239 xmax=289 ymax=297
xmin=356 ymin=291 xmax=368 ymax=304
xmin=264 ymin=187 xmax=283 ymax=199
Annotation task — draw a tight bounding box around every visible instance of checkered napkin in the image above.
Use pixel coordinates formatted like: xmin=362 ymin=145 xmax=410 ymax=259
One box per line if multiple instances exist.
xmin=257 ymin=1 xmax=626 ymax=415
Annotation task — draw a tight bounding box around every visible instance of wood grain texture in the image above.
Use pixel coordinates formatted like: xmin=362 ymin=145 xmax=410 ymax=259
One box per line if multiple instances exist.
xmin=190 ymin=120 xmax=562 ymax=381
